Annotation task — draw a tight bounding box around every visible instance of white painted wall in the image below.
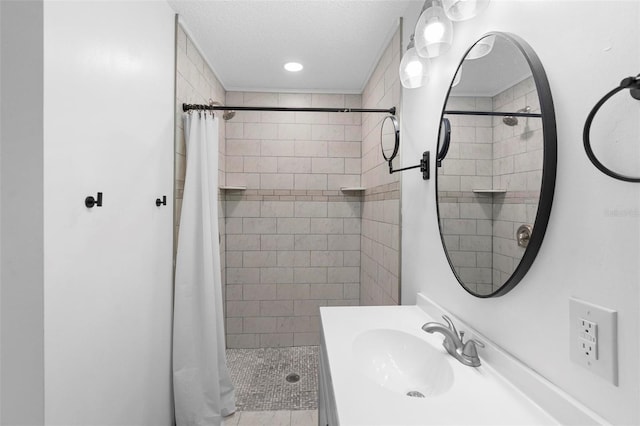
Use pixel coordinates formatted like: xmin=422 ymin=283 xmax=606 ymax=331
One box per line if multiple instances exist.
xmin=1 ymin=2 xmax=45 ymax=424
xmin=1 ymin=4 xmax=2 ymax=420
xmin=43 ymin=1 xmax=175 ymax=424
xmin=400 ymin=1 xmax=640 ymax=424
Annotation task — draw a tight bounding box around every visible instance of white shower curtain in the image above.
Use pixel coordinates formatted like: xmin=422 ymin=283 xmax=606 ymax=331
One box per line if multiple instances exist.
xmin=173 ymin=111 xmax=236 ymax=426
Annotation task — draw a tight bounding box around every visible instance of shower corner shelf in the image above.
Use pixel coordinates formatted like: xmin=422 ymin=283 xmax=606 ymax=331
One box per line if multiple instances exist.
xmin=340 ymin=187 xmax=366 ymax=192
xmin=219 ymin=186 xmax=247 ymax=191
xmin=472 ymin=189 xmax=506 ymax=194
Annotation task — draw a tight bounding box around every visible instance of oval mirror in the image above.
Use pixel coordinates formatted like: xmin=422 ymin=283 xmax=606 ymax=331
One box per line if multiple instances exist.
xmin=380 ymin=115 xmax=399 ymax=162
xmin=435 ymin=32 xmax=557 ymax=297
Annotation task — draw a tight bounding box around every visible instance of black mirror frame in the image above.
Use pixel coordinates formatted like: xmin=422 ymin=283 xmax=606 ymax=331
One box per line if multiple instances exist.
xmin=435 ymin=32 xmax=557 ymax=298
xmin=436 ymin=117 xmax=451 ymax=167
xmin=380 ymin=115 xmax=400 ymax=162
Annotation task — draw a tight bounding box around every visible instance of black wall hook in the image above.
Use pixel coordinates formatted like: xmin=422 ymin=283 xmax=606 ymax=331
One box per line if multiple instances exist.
xmin=85 ymin=192 xmax=103 ymax=208
xmin=156 ymin=195 xmax=167 ymax=207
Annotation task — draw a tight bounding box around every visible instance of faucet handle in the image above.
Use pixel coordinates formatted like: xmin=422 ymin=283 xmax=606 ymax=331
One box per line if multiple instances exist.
xmin=462 ymin=338 xmax=485 ymax=352
xmin=461 ymin=338 xmax=485 ymax=367
xmin=442 ymin=315 xmax=459 ymax=338
xmin=470 ymin=338 xmax=485 ymax=348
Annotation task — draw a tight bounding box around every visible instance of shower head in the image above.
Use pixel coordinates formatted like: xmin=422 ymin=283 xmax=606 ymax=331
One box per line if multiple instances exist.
xmin=208 ymin=99 xmax=236 ymax=120
xmin=502 ymin=106 xmax=531 ymax=126
xmin=502 ymin=115 xmax=519 ymax=126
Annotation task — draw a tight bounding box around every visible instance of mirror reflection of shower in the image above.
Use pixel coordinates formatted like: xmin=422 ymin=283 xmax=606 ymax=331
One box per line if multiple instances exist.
xmin=502 ymin=106 xmax=531 ymax=126
xmin=503 ymin=106 xmax=534 ymax=139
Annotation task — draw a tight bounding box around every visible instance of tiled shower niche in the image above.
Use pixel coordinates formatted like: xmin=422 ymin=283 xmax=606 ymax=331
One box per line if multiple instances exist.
xmin=438 ymin=77 xmax=542 ymax=295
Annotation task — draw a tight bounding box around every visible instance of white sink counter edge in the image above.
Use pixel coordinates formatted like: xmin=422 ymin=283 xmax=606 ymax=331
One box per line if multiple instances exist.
xmin=415 ymin=293 xmax=609 ymax=426
xmin=319 ymin=293 xmax=608 ymax=426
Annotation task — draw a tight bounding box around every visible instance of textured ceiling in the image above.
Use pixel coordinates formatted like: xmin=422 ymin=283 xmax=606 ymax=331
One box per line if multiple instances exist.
xmin=167 ymin=0 xmax=422 ymax=93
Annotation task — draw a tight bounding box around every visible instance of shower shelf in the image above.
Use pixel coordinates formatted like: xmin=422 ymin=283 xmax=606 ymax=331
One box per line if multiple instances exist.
xmin=472 ymin=189 xmax=506 ymax=193
xmin=219 ymin=186 xmax=247 ymax=191
xmin=340 ymin=187 xmax=366 ymax=191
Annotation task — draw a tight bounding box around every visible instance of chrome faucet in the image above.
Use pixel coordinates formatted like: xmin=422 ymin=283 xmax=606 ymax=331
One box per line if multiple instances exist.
xmin=422 ymin=315 xmax=484 ymax=367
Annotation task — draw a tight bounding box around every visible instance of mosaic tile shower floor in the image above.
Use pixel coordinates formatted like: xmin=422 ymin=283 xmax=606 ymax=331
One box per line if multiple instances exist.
xmin=226 ymin=346 xmax=319 ymax=412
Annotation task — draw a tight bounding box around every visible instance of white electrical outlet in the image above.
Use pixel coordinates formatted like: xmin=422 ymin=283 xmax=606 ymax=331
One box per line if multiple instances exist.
xmin=578 ymin=318 xmax=597 ymax=360
xmin=579 ymin=339 xmax=597 ymax=361
xmin=569 ymin=298 xmax=618 ymax=385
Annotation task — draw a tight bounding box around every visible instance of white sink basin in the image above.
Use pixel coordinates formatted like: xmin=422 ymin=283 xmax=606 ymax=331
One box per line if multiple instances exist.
xmin=352 ymin=329 xmax=454 ymax=397
xmin=320 ymin=302 xmax=561 ymax=425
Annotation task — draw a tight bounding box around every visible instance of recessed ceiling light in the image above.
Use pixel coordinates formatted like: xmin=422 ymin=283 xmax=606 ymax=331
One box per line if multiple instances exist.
xmin=284 ymin=62 xmax=303 ymax=72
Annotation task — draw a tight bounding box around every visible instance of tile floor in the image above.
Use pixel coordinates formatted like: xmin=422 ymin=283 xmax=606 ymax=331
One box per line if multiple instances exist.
xmin=222 ymin=410 xmax=318 ymax=426
xmin=227 ymin=346 xmax=318 ymax=411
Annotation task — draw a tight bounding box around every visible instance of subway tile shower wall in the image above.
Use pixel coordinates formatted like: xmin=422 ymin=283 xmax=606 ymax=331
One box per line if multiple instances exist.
xmin=176 ymin=26 xmax=403 ymax=349
xmin=360 ymin=27 xmax=402 ymax=306
xmin=224 ymin=92 xmax=363 ymax=348
xmin=175 ymin=26 xmax=228 ymax=301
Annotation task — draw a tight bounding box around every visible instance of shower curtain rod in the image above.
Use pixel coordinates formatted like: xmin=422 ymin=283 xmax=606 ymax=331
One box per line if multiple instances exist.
xmin=444 ymin=110 xmax=541 ymax=117
xmin=182 ymin=103 xmax=396 ymax=115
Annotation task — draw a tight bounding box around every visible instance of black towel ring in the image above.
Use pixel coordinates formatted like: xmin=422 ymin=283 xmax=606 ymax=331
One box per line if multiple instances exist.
xmin=583 ymin=74 xmax=640 ymax=182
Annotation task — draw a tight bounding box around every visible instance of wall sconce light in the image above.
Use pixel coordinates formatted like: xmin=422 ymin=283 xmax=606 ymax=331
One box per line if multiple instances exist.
xmin=414 ymin=0 xmax=453 ymax=58
xmin=442 ymin=0 xmax=490 ymax=21
xmin=399 ymin=34 xmax=431 ymax=89
xmin=399 ymin=0 xmax=490 ymax=89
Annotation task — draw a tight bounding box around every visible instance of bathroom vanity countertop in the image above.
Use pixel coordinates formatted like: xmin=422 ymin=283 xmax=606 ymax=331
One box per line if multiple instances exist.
xmin=320 ymin=303 xmax=558 ymax=426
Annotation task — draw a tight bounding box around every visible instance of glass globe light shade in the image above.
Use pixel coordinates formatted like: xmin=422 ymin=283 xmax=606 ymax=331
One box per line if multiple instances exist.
xmin=399 ymin=38 xmax=430 ymax=89
xmin=415 ymin=0 xmax=453 ymax=58
xmin=442 ymin=0 xmax=490 ymax=21
xmin=466 ymin=35 xmax=496 ymax=60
